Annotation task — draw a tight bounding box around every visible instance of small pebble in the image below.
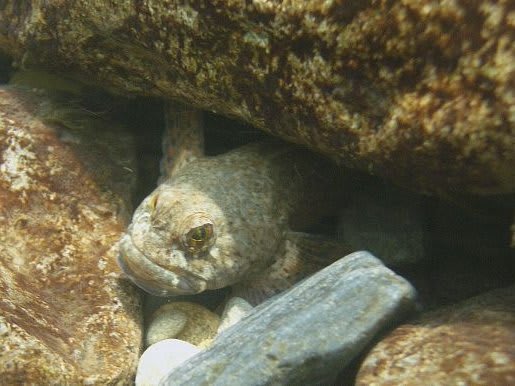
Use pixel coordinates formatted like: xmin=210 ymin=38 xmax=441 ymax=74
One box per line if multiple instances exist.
xmin=145 ymin=310 xmax=187 ymax=347
xmin=217 ymin=297 xmax=254 ymax=334
xmin=145 ymin=302 xmax=220 ymax=348
xmin=135 ymin=339 xmax=200 ymax=386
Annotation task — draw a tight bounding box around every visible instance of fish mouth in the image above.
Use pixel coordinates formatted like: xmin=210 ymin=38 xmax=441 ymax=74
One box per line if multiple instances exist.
xmin=117 ymin=234 xmax=206 ymax=296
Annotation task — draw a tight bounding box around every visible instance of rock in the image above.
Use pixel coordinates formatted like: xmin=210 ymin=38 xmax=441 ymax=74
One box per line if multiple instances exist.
xmin=217 ymin=297 xmax=254 ymax=334
xmin=0 ymin=84 xmax=141 ymax=383
xmin=136 ymin=339 xmax=200 ymax=386
xmin=160 ymin=251 xmax=416 ymax=385
xmin=356 ymin=285 xmax=515 ymax=385
xmin=146 ymin=308 xmax=188 ymax=347
xmin=337 ymin=177 xmax=425 ymax=266
xmin=0 ymin=2 xmax=513 ymax=195
xmin=146 ymin=302 xmax=220 ymax=348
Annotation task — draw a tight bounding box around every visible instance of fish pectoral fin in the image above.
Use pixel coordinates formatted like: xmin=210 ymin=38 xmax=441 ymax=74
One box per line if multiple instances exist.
xmin=232 ymin=232 xmax=352 ymax=305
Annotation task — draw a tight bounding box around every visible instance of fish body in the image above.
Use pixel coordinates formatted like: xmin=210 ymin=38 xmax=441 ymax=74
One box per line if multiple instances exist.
xmin=119 ymin=131 xmax=346 ymax=302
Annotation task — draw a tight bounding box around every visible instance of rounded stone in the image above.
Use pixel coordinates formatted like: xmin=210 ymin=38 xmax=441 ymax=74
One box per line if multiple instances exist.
xmin=145 ymin=302 xmax=220 ymax=348
xmin=135 ymin=339 xmax=200 ymax=386
xmin=145 ymin=310 xmax=188 ymax=347
xmin=356 ymin=285 xmax=515 ymax=385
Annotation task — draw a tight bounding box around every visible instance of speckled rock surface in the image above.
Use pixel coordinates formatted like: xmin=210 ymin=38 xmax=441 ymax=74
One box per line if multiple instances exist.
xmin=0 ymin=85 xmax=142 ymax=384
xmin=0 ymin=1 xmax=513 ymax=195
xmin=145 ymin=302 xmax=220 ymax=348
xmin=160 ymin=251 xmax=416 ymax=386
xmin=356 ymin=285 xmax=515 ymax=386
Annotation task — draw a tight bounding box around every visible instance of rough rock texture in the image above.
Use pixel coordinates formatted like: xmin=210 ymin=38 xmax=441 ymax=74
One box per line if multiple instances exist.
xmin=0 ymin=1 xmax=513 ymax=195
xmin=0 ymin=85 xmax=142 ymax=384
xmin=160 ymin=251 xmax=416 ymax=386
xmin=356 ymin=285 xmax=515 ymax=386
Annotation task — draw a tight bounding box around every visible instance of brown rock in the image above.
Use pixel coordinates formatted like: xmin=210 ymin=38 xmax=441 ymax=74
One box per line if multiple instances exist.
xmin=356 ymin=285 xmax=515 ymax=386
xmin=0 ymin=1 xmax=513 ymax=195
xmin=0 ymin=84 xmax=142 ymax=384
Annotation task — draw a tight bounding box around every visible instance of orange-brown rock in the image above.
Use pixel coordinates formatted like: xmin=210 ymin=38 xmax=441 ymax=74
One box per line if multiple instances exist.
xmin=356 ymin=285 xmax=515 ymax=385
xmin=0 ymin=1 xmax=513 ymax=195
xmin=0 ymin=85 xmax=142 ymax=384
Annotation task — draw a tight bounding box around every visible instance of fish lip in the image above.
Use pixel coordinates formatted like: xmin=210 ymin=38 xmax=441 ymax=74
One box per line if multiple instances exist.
xmin=117 ymin=234 xmax=206 ymax=296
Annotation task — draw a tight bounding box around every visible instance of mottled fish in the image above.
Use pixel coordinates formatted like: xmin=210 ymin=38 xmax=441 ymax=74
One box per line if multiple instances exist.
xmin=118 ymin=105 xmax=348 ymax=304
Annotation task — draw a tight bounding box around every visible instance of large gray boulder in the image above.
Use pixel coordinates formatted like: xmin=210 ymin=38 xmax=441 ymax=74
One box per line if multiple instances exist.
xmin=161 ymin=251 xmax=416 ymax=385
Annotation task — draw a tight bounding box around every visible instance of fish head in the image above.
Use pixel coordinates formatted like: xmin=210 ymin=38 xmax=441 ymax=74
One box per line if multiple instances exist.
xmin=117 ymin=182 xmax=282 ymax=296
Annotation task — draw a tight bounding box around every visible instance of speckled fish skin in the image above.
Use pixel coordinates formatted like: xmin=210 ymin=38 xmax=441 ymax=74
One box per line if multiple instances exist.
xmin=118 ymin=141 xmax=342 ymax=297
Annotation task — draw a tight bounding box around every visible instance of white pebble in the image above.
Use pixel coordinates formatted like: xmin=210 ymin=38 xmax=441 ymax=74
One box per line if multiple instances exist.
xmin=217 ymin=297 xmax=254 ymax=334
xmin=135 ymin=339 xmax=200 ymax=386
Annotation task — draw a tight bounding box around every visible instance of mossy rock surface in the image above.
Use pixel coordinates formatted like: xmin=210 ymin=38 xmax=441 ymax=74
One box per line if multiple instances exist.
xmin=0 ymin=0 xmax=513 ymax=195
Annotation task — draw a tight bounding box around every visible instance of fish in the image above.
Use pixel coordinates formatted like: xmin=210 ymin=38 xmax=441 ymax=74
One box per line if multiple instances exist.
xmin=118 ymin=105 xmax=349 ymax=304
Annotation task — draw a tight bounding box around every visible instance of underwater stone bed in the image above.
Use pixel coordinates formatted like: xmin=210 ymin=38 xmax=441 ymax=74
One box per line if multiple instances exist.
xmin=0 ymin=1 xmax=514 ymax=384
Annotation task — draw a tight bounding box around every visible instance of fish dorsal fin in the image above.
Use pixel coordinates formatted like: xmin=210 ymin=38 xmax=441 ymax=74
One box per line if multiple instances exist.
xmin=232 ymin=231 xmax=352 ymax=305
xmin=159 ymin=101 xmax=204 ymax=183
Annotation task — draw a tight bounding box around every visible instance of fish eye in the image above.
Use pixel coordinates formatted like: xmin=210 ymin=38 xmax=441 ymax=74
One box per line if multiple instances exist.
xmin=185 ymin=223 xmax=213 ymax=248
xmin=191 ymin=227 xmax=207 ymax=241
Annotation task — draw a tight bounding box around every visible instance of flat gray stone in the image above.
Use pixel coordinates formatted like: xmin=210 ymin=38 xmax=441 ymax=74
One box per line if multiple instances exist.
xmin=160 ymin=251 xmax=417 ymax=386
